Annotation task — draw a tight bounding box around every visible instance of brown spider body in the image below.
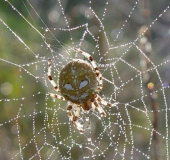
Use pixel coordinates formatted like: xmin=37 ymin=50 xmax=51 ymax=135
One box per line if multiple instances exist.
xmin=47 ymin=48 xmax=116 ymax=132
xmin=59 ymin=59 xmax=97 ymax=105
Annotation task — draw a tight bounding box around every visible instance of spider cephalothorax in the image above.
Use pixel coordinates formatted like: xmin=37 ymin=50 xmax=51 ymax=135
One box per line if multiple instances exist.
xmin=47 ymin=48 xmax=115 ymax=132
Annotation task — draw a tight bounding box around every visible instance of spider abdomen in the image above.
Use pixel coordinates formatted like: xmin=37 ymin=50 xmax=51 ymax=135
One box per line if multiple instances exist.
xmin=59 ymin=59 xmax=98 ymax=104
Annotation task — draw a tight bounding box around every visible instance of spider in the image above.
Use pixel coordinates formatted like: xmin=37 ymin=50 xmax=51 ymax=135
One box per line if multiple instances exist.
xmin=47 ymin=48 xmax=116 ymax=132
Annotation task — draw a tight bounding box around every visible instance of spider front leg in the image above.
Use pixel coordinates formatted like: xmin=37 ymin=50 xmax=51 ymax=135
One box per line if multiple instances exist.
xmin=74 ymin=48 xmax=103 ymax=92
xmin=47 ymin=59 xmax=60 ymax=92
xmin=47 ymin=92 xmax=66 ymax=101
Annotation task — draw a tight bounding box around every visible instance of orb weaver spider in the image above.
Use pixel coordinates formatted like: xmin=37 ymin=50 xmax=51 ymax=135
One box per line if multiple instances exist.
xmin=47 ymin=48 xmax=116 ymax=132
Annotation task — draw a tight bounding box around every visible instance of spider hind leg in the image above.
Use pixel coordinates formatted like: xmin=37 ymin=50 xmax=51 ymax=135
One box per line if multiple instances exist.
xmin=67 ymin=104 xmax=85 ymax=132
xmin=93 ymin=101 xmax=107 ymax=117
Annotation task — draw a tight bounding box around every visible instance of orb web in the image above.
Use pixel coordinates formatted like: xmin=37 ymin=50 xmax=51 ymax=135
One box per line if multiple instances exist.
xmin=0 ymin=0 xmax=170 ymax=159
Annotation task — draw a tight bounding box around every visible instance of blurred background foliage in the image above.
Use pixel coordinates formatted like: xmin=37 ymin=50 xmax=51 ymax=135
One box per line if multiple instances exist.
xmin=0 ymin=0 xmax=170 ymax=159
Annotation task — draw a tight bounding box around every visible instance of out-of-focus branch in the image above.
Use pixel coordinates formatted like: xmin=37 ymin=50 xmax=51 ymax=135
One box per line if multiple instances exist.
xmin=138 ymin=25 xmax=159 ymax=160
xmin=138 ymin=1 xmax=160 ymax=160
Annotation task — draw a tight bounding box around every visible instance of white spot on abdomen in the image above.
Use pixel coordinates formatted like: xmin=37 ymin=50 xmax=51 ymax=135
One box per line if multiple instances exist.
xmin=64 ymin=84 xmax=74 ymax=90
xmin=73 ymin=79 xmax=76 ymax=84
xmin=80 ymin=93 xmax=88 ymax=99
xmin=79 ymin=80 xmax=88 ymax=89
xmin=72 ymin=69 xmax=75 ymax=75
xmin=69 ymin=96 xmax=78 ymax=100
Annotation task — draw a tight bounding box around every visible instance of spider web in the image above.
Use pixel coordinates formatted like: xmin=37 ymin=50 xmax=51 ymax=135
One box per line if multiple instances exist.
xmin=0 ymin=0 xmax=170 ymax=159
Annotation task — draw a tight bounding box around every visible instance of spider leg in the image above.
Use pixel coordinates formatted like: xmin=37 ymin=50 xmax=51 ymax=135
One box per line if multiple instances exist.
xmin=73 ymin=105 xmax=81 ymax=118
xmin=96 ymin=95 xmax=118 ymax=107
xmin=47 ymin=92 xmax=65 ymax=101
xmin=67 ymin=104 xmax=73 ymax=121
xmin=67 ymin=104 xmax=84 ymax=132
xmin=93 ymin=101 xmax=106 ymax=117
xmin=47 ymin=59 xmax=60 ymax=92
xmin=74 ymin=48 xmax=103 ymax=92
xmin=91 ymin=96 xmax=106 ymax=117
